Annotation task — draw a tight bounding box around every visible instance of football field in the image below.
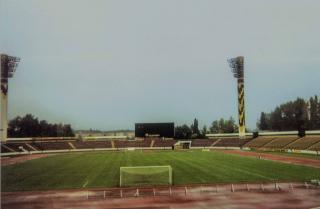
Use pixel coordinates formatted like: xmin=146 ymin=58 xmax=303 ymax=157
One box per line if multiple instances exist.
xmin=2 ymin=150 xmax=320 ymax=191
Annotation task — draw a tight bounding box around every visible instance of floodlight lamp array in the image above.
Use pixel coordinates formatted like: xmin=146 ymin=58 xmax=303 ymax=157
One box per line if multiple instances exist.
xmin=1 ymin=55 xmax=20 ymax=78
xmin=227 ymin=57 xmax=244 ymax=79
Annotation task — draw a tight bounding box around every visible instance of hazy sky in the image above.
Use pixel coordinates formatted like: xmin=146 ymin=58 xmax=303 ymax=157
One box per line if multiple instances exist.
xmin=1 ymin=0 xmax=319 ymax=130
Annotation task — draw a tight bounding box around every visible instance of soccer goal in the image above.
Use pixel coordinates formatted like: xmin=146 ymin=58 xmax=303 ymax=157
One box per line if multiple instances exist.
xmin=120 ymin=165 xmax=172 ymax=187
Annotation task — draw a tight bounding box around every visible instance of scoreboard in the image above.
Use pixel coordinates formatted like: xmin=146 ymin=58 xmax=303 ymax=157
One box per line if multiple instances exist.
xmin=135 ymin=123 xmax=174 ymax=138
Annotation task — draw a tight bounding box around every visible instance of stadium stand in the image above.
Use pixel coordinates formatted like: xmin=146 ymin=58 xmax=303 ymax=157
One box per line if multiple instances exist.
xmin=213 ymin=137 xmax=251 ymax=147
xmin=191 ymin=139 xmax=209 ymax=147
xmin=243 ymin=137 xmax=275 ymax=148
xmin=68 ymin=142 xmax=76 ymax=149
xmin=2 ymin=142 xmax=35 ymax=152
xmin=308 ymin=140 xmax=320 ymax=151
xmin=241 ymin=138 xmax=252 ymax=146
xmin=72 ymin=141 xmax=112 ymax=149
xmin=150 ymin=139 xmax=155 ymax=147
xmin=285 ymin=136 xmax=320 ymax=150
xmin=153 ymin=139 xmax=176 ymax=148
xmin=111 ymin=141 xmax=115 ymax=148
xmin=137 ymin=139 xmax=153 ymax=147
xmin=1 ymin=135 xmax=319 ymax=153
xmin=263 ymin=136 xmax=300 ymax=149
xmin=1 ymin=144 xmax=14 ymax=153
xmin=32 ymin=141 xmax=72 ymax=150
xmin=114 ymin=140 xmax=152 ymax=148
xmin=191 ymin=139 xmax=217 ymax=147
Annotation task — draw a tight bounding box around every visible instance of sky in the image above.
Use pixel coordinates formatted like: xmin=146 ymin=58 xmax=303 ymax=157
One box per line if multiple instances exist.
xmin=1 ymin=0 xmax=320 ymax=131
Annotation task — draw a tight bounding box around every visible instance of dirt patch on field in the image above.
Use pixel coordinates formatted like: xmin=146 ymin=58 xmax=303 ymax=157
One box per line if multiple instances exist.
xmin=1 ymin=183 xmax=320 ymax=209
xmin=1 ymin=154 xmax=50 ymax=166
xmin=219 ymin=150 xmax=320 ymax=168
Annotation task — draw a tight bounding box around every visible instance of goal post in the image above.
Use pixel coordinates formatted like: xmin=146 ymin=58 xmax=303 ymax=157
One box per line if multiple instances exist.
xmin=120 ymin=165 xmax=172 ymax=187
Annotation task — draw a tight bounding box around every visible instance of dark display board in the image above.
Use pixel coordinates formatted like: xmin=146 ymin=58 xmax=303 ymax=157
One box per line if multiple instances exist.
xmin=135 ymin=123 xmax=174 ymax=138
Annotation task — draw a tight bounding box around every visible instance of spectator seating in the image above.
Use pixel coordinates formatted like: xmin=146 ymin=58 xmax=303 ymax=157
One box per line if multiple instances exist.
xmin=239 ymin=138 xmax=252 ymax=146
xmin=136 ymin=140 xmax=152 ymax=147
xmin=2 ymin=142 xmax=35 ymax=152
xmin=1 ymin=144 xmax=14 ymax=153
xmin=1 ymin=135 xmax=319 ymax=153
xmin=243 ymin=137 xmax=275 ymax=148
xmin=263 ymin=136 xmax=299 ymax=149
xmin=32 ymin=141 xmax=72 ymax=150
xmin=192 ymin=139 xmax=217 ymax=147
xmin=285 ymin=136 xmax=320 ymax=150
xmin=114 ymin=140 xmax=151 ymax=148
xmin=213 ymin=137 xmax=251 ymax=147
xmin=153 ymin=139 xmax=176 ymax=147
xmin=72 ymin=141 xmax=112 ymax=149
xmin=308 ymin=141 xmax=320 ymax=151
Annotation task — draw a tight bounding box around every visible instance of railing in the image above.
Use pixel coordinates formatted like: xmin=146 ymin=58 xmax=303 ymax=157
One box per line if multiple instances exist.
xmin=86 ymin=181 xmax=320 ymax=199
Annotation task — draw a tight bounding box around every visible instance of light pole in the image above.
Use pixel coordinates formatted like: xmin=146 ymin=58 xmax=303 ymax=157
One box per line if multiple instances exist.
xmin=0 ymin=53 xmax=20 ymax=141
xmin=228 ymin=56 xmax=246 ymax=138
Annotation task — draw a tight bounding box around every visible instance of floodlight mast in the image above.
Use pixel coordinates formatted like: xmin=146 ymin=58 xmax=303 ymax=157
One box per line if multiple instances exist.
xmin=228 ymin=56 xmax=246 ymax=138
xmin=1 ymin=54 xmax=20 ymax=141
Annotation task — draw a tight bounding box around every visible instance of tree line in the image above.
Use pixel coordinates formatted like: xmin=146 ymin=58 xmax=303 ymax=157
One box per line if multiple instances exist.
xmin=9 ymin=95 xmax=318 ymax=138
xmin=174 ymin=117 xmax=238 ymax=139
xmin=257 ymin=95 xmax=320 ymax=131
xmin=8 ymin=114 xmax=75 ymax=137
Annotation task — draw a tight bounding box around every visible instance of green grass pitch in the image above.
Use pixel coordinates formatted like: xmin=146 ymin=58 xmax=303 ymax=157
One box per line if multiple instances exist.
xmin=2 ymin=150 xmax=320 ymax=191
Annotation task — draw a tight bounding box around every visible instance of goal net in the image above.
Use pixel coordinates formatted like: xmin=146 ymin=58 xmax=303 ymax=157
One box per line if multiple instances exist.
xmin=120 ymin=165 xmax=172 ymax=187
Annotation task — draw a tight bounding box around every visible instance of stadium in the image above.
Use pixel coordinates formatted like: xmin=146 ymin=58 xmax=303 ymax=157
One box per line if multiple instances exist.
xmin=1 ymin=56 xmax=320 ymax=209
xmin=1 ymin=1 xmax=320 ymax=209
xmin=1 ymin=124 xmax=320 ymax=208
xmin=1 ymin=57 xmax=320 ymax=209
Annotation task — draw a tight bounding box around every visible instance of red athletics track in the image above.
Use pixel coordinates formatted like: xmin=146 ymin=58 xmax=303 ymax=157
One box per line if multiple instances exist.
xmin=1 ymin=154 xmax=50 ymax=166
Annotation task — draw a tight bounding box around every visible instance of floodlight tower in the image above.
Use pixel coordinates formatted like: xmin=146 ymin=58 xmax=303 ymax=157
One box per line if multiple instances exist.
xmin=228 ymin=56 xmax=246 ymax=138
xmin=0 ymin=54 xmax=20 ymax=141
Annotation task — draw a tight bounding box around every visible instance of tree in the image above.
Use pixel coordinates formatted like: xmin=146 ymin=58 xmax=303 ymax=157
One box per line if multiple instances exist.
xmin=257 ymin=96 xmax=319 ymax=131
xmin=218 ymin=118 xmax=225 ymax=133
xmin=293 ymin=98 xmax=308 ymax=130
xmin=8 ymin=114 xmax=75 ymax=137
xmin=174 ymin=124 xmax=192 ymax=139
xmin=8 ymin=116 xmax=22 ymax=137
xmin=269 ymin=106 xmax=283 ymax=131
xmin=190 ymin=118 xmax=200 ymax=135
xmin=309 ymin=96 xmax=319 ymax=129
xmin=258 ymin=112 xmax=269 ymax=130
xmin=209 ymin=121 xmax=219 ymax=134
xmin=39 ymin=120 xmax=49 ymax=137
xmin=63 ymin=124 xmax=75 ymax=137
xmin=19 ymin=114 xmax=40 ymax=137
xmin=201 ymin=125 xmax=208 ymax=136
xmin=224 ymin=117 xmax=237 ymax=133
xmin=316 ymin=95 xmax=320 ymax=128
xmin=209 ymin=117 xmax=238 ymax=133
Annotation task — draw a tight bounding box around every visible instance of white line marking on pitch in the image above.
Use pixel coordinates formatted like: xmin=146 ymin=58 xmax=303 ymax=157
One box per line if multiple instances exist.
xmin=82 ymin=180 xmax=89 ymax=188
